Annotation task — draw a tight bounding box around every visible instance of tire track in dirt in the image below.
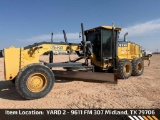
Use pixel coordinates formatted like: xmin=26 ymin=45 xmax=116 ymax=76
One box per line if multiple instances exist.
xmin=130 ymin=76 xmax=160 ymax=108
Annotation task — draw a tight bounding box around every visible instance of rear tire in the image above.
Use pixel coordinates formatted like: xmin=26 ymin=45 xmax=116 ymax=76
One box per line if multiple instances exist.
xmin=132 ymin=58 xmax=144 ymax=76
xmin=15 ymin=64 xmax=55 ymax=100
xmin=117 ymin=59 xmax=132 ymax=79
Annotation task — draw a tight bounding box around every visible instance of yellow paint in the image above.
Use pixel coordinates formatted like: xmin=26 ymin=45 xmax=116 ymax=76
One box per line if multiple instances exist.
xmin=89 ymin=53 xmax=108 ymax=68
xmin=26 ymin=72 xmax=47 ymax=92
xmin=4 ymin=26 xmax=149 ymax=81
xmin=147 ymin=116 xmax=154 ymax=120
xmin=4 ymin=47 xmax=21 ymax=80
xmin=86 ymin=26 xmax=121 ymax=32
xmin=118 ymin=42 xmax=142 ymax=60
xmin=4 ymin=44 xmax=80 ymax=80
xmin=4 ymin=41 xmax=146 ymax=80
xmin=152 ymin=116 xmax=159 ymax=120
xmin=142 ymin=116 xmax=149 ymax=120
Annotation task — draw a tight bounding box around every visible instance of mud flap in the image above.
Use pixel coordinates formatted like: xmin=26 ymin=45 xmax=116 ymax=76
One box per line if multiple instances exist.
xmin=53 ymin=70 xmax=117 ymax=83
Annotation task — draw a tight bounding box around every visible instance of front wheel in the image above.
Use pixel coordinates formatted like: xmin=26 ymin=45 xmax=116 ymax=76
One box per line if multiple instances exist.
xmin=15 ymin=64 xmax=55 ymax=100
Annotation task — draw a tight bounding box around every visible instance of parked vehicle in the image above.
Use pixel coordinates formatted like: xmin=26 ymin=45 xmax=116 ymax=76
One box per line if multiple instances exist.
xmin=141 ymin=49 xmax=152 ymax=57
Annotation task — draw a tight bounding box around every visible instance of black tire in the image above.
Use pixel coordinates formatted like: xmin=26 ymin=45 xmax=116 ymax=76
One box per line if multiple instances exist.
xmin=11 ymin=79 xmax=15 ymax=84
xmin=11 ymin=77 xmax=17 ymax=84
xmin=117 ymin=59 xmax=132 ymax=79
xmin=94 ymin=65 xmax=102 ymax=72
xmin=107 ymin=66 xmax=114 ymax=73
xmin=15 ymin=64 xmax=55 ymax=100
xmin=148 ymin=54 xmax=152 ymax=58
xmin=132 ymin=58 xmax=144 ymax=76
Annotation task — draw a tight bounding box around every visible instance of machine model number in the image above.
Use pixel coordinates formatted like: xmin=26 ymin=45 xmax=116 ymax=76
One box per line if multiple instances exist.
xmin=51 ymin=46 xmax=63 ymax=50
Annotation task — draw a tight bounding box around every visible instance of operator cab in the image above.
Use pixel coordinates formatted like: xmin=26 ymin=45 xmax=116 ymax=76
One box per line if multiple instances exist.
xmin=85 ymin=26 xmax=121 ymax=60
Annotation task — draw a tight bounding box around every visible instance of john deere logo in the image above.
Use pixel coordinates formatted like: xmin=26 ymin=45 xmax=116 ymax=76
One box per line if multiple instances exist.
xmin=51 ymin=46 xmax=63 ymax=50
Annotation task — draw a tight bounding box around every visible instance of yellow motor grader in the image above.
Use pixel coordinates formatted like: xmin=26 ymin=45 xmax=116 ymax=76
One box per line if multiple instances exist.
xmin=0 ymin=23 xmax=150 ymax=99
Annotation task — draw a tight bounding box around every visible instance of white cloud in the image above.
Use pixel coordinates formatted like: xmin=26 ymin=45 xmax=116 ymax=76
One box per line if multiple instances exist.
xmin=120 ymin=19 xmax=160 ymax=38
xmin=18 ymin=33 xmax=80 ymax=43
xmin=21 ymin=19 xmax=160 ymax=43
xmin=119 ymin=19 xmax=160 ymax=52
xmin=16 ymin=19 xmax=160 ymax=52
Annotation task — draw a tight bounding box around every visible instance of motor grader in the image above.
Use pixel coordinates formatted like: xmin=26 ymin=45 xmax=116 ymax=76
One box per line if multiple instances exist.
xmin=0 ymin=23 xmax=150 ymax=99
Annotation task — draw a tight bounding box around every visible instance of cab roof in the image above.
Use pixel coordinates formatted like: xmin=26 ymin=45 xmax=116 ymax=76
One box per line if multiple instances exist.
xmin=85 ymin=26 xmax=121 ymax=32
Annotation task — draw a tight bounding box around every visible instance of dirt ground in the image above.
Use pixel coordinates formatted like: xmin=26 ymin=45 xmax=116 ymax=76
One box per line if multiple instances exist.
xmin=0 ymin=54 xmax=160 ymax=109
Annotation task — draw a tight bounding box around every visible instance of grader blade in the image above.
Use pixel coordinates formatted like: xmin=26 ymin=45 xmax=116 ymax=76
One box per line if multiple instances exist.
xmin=53 ymin=70 xmax=117 ymax=83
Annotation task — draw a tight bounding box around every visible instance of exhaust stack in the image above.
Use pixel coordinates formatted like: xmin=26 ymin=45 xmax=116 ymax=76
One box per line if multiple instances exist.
xmin=124 ymin=32 xmax=128 ymax=41
xmin=63 ymin=30 xmax=68 ymax=43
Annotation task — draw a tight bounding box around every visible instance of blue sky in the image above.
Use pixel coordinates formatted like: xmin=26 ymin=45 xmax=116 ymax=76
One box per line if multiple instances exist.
xmin=0 ymin=0 xmax=160 ymax=52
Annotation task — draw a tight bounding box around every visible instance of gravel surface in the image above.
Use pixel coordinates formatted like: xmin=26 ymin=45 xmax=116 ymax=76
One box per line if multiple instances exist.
xmin=0 ymin=54 xmax=160 ymax=108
